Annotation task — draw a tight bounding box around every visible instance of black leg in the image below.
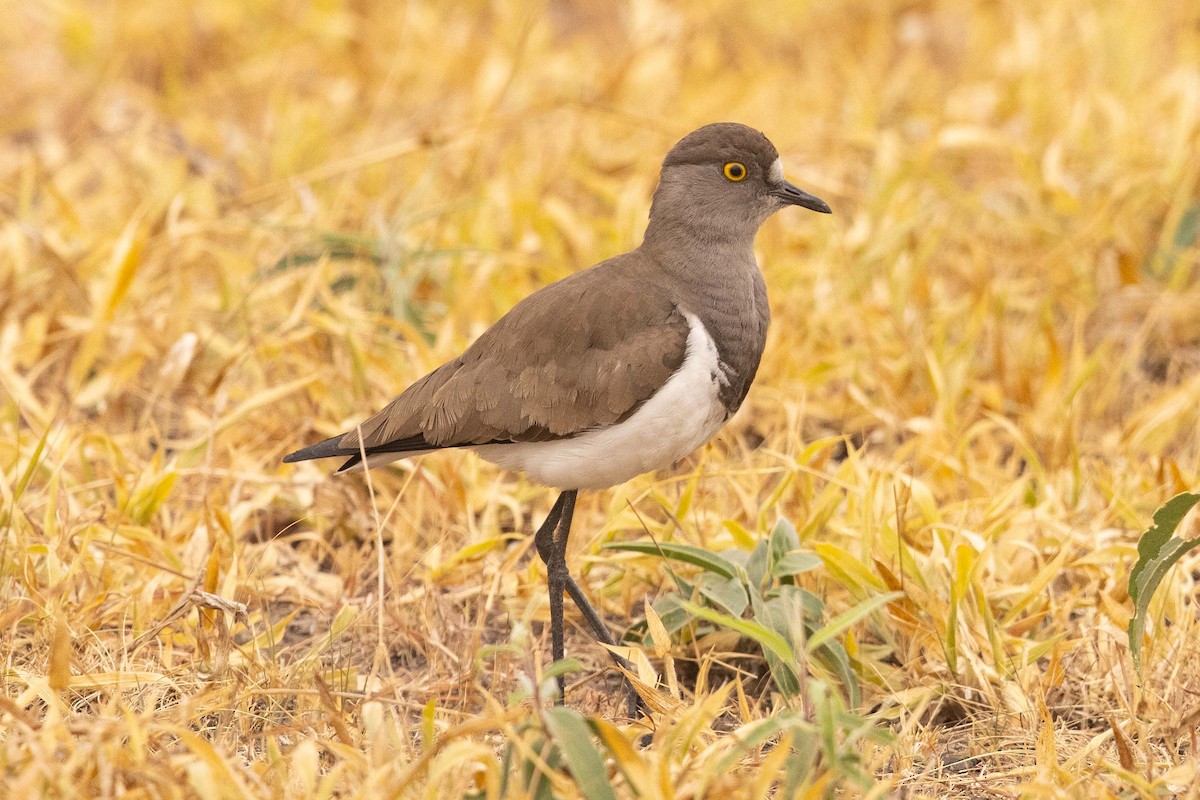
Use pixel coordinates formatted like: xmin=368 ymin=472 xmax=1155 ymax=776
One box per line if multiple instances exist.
xmin=542 ymin=490 xmax=575 ymax=703
xmin=535 ymin=491 xmax=646 ymax=717
xmin=533 ymin=491 xmax=566 ymax=564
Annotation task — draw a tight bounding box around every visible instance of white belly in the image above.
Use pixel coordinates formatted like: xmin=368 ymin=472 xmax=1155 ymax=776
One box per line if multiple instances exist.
xmin=472 ymin=312 xmax=731 ymax=490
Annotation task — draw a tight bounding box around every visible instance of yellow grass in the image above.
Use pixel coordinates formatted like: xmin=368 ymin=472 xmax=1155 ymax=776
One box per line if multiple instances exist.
xmin=3 ymin=0 xmax=1200 ymax=796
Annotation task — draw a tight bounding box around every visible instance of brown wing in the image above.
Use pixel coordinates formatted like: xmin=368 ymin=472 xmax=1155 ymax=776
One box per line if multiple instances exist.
xmin=285 ymin=256 xmax=690 ymax=467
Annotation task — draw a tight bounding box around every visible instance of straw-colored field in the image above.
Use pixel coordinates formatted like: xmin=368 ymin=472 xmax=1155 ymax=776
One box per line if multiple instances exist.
xmin=3 ymin=0 xmax=1200 ymax=796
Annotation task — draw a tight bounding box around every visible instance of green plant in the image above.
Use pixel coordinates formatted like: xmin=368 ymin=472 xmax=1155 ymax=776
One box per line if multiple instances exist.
xmin=489 ymin=682 xmax=891 ymax=798
xmin=605 ymin=519 xmax=900 ymax=706
xmin=1127 ymin=491 xmax=1200 ymax=672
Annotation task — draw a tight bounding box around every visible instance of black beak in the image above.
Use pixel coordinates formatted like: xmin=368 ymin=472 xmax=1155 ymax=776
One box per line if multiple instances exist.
xmin=772 ymin=181 xmax=832 ymax=214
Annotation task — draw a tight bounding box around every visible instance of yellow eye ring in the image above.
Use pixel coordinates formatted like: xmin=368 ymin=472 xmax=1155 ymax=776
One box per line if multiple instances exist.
xmin=723 ymin=161 xmax=747 ymax=181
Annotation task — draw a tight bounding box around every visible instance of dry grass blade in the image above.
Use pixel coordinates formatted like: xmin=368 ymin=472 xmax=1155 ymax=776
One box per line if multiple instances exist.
xmin=2 ymin=0 xmax=1199 ymax=797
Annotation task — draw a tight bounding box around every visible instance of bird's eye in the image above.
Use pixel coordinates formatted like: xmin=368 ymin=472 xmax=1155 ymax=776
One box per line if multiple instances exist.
xmin=723 ymin=162 xmax=747 ymax=182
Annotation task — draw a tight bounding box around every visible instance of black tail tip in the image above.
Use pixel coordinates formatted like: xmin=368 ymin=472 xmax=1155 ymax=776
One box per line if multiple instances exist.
xmin=281 ymin=434 xmax=348 ymax=465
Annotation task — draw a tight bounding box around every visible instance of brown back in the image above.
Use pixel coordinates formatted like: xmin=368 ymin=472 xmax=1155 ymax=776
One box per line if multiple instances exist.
xmin=337 ymin=252 xmax=690 ymax=454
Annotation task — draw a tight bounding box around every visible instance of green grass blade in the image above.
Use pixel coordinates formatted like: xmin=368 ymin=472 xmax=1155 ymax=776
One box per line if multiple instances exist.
xmin=603 ymin=541 xmax=739 ymax=579
xmin=543 ymin=708 xmax=617 ymax=800
xmin=806 ymin=592 xmax=903 ymax=653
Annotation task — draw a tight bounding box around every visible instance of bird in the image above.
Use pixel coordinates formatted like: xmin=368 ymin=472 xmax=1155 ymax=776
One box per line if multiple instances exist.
xmin=283 ymin=122 xmax=831 ymax=714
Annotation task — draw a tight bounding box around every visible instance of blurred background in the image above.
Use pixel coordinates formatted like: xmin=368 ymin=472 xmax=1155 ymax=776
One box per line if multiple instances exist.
xmin=2 ymin=1 xmax=1199 ymax=796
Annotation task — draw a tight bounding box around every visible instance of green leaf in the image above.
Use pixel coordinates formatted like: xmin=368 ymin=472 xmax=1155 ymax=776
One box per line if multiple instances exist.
xmin=696 ymin=573 xmax=750 ymax=617
xmin=781 ymin=729 xmax=820 ymax=796
xmin=768 ymin=518 xmax=800 ymax=575
xmin=652 ymin=593 xmax=693 ymax=635
xmin=544 ymin=657 xmax=584 ymax=680
xmin=813 ymin=637 xmax=860 ymax=708
xmin=772 ymin=551 xmax=823 ymax=579
xmin=746 ymin=538 xmax=770 ymax=589
xmin=762 ymin=650 xmax=802 ymax=696
xmin=1127 ymin=491 xmax=1200 ymax=672
xmin=754 ymin=587 xmax=853 ymax=702
xmin=806 ymin=592 xmax=902 ymax=653
xmin=764 ymin=585 xmax=825 ymax=624
xmin=798 ymin=586 xmax=826 ymax=620
xmin=720 ymin=549 xmax=750 ymax=567
xmin=543 ymin=708 xmax=617 ymax=800
xmin=813 ymin=681 xmax=840 ymax=767
xmin=710 ymin=711 xmax=809 ymax=775
xmin=528 ymin=733 xmax=560 ymax=800
xmin=676 ymin=599 xmax=795 ymax=665
xmin=630 ymin=593 xmax=692 ymax=646
xmin=756 ymin=593 xmax=806 ymax=696
xmin=1174 ymin=202 xmax=1200 ymax=251
xmin=603 ymin=541 xmax=739 ymax=579
xmin=1128 ymin=492 xmax=1200 ymax=602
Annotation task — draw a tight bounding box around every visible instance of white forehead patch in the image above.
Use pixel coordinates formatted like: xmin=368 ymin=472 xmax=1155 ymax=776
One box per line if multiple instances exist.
xmin=769 ymin=158 xmax=784 ymax=183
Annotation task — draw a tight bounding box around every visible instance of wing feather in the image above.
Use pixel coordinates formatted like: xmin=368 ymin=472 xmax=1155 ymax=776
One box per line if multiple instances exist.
xmin=282 ymin=255 xmax=690 ymax=467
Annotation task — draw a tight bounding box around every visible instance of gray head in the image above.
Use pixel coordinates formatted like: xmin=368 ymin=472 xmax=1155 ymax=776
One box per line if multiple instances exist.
xmin=646 ymin=122 xmax=830 ymax=245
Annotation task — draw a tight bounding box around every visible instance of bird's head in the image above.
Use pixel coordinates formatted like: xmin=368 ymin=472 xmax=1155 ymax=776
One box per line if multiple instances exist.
xmin=647 ymin=122 xmax=830 ymax=245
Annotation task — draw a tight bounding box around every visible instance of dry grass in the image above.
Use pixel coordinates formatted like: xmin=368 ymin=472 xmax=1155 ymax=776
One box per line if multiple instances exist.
xmin=3 ymin=0 xmax=1200 ymax=796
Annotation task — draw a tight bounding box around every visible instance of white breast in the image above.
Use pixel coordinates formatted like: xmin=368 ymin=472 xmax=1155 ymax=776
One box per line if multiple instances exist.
xmin=472 ymin=312 xmax=731 ymax=490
